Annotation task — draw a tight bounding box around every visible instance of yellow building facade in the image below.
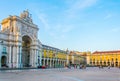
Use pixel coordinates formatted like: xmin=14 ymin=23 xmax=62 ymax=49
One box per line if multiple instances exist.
xmin=89 ymin=51 xmax=120 ymax=67
xmin=41 ymin=47 xmax=87 ymax=68
xmin=68 ymin=51 xmax=86 ymax=66
xmin=41 ymin=44 xmax=68 ymax=68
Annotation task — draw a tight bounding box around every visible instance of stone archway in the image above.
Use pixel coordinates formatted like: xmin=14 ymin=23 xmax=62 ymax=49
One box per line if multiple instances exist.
xmin=22 ymin=35 xmax=32 ymax=67
xmin=1 ymin=56 xmax=7 ymax=67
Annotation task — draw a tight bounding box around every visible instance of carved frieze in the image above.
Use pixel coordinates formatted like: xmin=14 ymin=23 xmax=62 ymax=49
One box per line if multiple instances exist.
xmin=21 ymin=24 xmax=37 ymax=39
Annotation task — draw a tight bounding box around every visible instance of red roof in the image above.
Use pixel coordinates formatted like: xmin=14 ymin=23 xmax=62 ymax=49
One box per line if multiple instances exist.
xmin=93 ymin=50 xmax=120 ymax=54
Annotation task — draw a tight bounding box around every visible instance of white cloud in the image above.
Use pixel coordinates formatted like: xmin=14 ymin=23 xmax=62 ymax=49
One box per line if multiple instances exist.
xmin=50 ymin=24 xmax=74 ymax=40
xmin=66 ymin=0 xmax=98 ymax=14
xmin=32 ymin=5 xmax=76 ymax=42
xmin=111 ymin=28 xmax=120 ymax=33
xmin=35 ymin=10 xmax=74 ymax=41
xmin=98 ymin=5 xmax=104 ymax=9
xmin=52 ymin=24 xmax=75 ymax=33
xmin=62 ymin=25 xmax=74 ymax=33
xmin=63 ymin=0 xmax=98 ymax=19
xmin=37 ymin=13 xmax=50 ymax=30
xmin=104 ymin=14 xmax=112 ymax=20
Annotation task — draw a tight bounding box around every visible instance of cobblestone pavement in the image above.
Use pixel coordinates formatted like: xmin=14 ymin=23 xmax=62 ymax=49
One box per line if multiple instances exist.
xmin=0 ymin=67 xmax=120 ymax=81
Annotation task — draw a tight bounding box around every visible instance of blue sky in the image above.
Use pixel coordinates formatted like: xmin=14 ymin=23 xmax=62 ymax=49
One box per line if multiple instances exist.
xmin=0 ymin=0 xmax=120 ymax=52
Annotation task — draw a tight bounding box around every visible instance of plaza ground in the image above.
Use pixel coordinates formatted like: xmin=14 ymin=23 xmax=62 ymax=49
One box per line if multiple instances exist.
xmin=0 ymin=67 xmax=120 ymax=81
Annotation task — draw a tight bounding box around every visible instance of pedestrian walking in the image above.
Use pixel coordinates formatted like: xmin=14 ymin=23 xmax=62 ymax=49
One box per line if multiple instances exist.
xmin=108 ymin=65 xmax=110 ymax=69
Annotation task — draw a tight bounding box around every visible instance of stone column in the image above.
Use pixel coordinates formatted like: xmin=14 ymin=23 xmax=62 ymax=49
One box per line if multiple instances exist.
xmin=39 ymin=50 xmax=42 ymax=66
xmin=53 ymin=59 xmax=55 ymax=68
xmin=11 ymin=46 xmax=13 ymax=68
xmin=62 ymin=60 xmax=63 ymax=67
xmin=41 ymin=59 xmax=43 ymax=66
xmin=52 ymin=59 xmax=54 ymax=68
xmin=8 ymin=45 xmax=12 ymax=68
xmin=37 ymin=50 xmax=40 ymax=66
xmin=50 ymin=59 xmax=51 ymax=68
xmin=30 ymin=49 xmax=33 ymax=67
xmin=51 ymin=58 xmax=53 ymax=68
xmin=47 ymin=58 xmax=49 ymax=68
xmin=0 ymin=54 xmax=1 ymax=68
xmin=16 ymin=45 xmax=19 ymax=68
xmin=34 ymin=49 xmax=36 ymax=67
xmin=64 ymin=60 xmax=66 ymax=67
xmin=72 ymin=56 xmax=74 ymax=65
xmin=62 ymin=61 xmax=64 ymax=67
xmin=57 ymin=59 xmax=59 ymax=67
xmin=33 ymin=49 xmax=36 ymax=67
xmin=43 ymin=58 xmax=45 ymax=66
xmin=118 ymin=61 xmax=120 ymax=68
xmin=0 ymin=55 xmax=1 ymax=68
xmin=16 ymin=45 xmax=22 ymax=68
xmin=61 ymin=60 xmax=63 ymax=67
xmin=32 ymin=49 xmax=35 ymax=67
xmin=59 ymin=59 xmax=61 ymax=68
xmin=12 ymin=45 xmax=16 ymax=68
xmin=56 ymin=59 xmax=58 ymax=68
xmin=64 ymin=60 xmax=65 ymax=67
xmin=60 ymin=59 xmax=61 ymax=67
xmin=54 ymin=59 xmax=56 ymax=68
xmin=59 ymin=59 xmax=61 ymax=67
xmin=59 ymin=60 xmax=61 ymax=67
xmin=66 ymin=55 xmax=69 ymax=65
xmin=36 ymin=49 xmax=38 ymax=67
xmin=37 ymin=50 xmax=39 ymax=66
xmin=114 ymin=61 xmax=115 ymax=67
xmin=110 ymin=61 xmax=111 ymax=66
xmin=19 ymin=46 xmax=22 ymax=68
xmin=61 ymin=60 xmax=63 ymax=66
xmin=32 ymin=49 xmax=34 ymax=67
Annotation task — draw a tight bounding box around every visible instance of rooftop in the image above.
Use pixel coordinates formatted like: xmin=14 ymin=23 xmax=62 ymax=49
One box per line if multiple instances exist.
xmin=93 ymin=50 xmax=120 ymax=54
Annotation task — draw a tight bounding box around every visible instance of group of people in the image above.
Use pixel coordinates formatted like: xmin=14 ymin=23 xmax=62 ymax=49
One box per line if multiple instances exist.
xmin=98 ymin=65 xmax=120 ymax=69
xmin=79 ymin=64 xmax=86 ymax=69
xmin=66 ymin=64 xmax=86 ymax=69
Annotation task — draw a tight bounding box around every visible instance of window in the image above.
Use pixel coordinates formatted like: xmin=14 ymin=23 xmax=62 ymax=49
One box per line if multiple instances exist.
xmin=3 ymin=47 xmax=6 ymax=52
xmin=2 ymin=47 xmax=7 ymax=54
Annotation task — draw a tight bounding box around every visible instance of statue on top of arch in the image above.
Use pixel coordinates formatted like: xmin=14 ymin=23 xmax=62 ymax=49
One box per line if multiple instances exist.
xmin=20 ymin=9 xmax=33 ymax=23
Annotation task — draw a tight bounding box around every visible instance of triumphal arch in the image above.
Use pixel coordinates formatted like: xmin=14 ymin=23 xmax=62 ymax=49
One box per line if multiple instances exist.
xmin=0 ymin=10 xmax=42 ymax=68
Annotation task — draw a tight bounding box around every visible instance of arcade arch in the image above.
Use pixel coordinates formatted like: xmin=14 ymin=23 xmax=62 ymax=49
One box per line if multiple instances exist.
xmin=22 ymin=35 xmax=32 ymax=67
xmin=1 ymin=56 xmax=7 ymax=67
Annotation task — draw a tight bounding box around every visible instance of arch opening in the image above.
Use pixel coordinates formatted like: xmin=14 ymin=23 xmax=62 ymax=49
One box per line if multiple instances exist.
xmin=1 ymin=56 xmax=7 ymax=67
xmin=22 ymin=35 xmax=32 ymax=67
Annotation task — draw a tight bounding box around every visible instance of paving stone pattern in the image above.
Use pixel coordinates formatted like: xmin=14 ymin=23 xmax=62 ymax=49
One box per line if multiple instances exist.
xmin=0 ymin=67 xmax=120 ymax=81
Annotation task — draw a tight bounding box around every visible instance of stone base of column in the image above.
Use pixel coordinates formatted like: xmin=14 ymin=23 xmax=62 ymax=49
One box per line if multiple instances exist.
xmin=15 ymin=63 xmax=19 ymax=68
xmin=8 ymin=63 xmax=12 ymax=68
xmin=17 ymin=63 xmax=22 ymax=68
xmin=12 ymin=63 xmax=17 ymax=68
